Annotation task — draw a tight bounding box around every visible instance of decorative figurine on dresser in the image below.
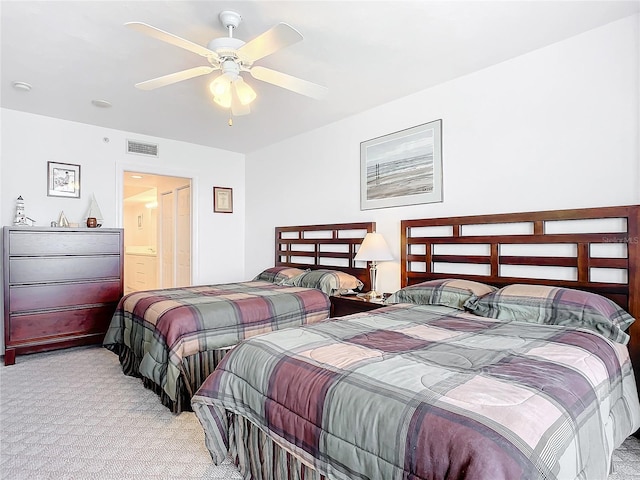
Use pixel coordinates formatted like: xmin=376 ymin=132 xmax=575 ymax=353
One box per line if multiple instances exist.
xmin=2 ymin=226 xmax=124 ymax=365
xmin=85 ymin=194 xmax=104 ymax=228
xmin=12 ymin=196 xmax=35 ymax=226
xmin=12 ymin=196 xmax=26 ymax=225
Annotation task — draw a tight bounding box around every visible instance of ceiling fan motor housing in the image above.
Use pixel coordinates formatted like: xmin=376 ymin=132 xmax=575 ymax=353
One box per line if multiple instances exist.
xmin=207 ymin=37 xmax=246 ymax=60
xmin=210 ymin=10 xmax=249 ymax=65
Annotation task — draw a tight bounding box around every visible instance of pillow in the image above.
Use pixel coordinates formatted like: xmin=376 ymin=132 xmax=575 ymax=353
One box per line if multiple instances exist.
xmin=386 ymin=279 xmax=497 ymax=310
xmin=282 ymin=269 xmax=364 ymax=295
xmin=253 ymin=267 xmax=307 ymax=284
xmin=464 ymin=284 xmax=635 ymax=344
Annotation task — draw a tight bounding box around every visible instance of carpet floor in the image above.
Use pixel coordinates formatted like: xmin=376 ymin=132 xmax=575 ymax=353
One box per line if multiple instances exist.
xmin=1 ymin=346 xmax=242 ymax=479
xmin=1 ymin=345 xmax=639 ymax=479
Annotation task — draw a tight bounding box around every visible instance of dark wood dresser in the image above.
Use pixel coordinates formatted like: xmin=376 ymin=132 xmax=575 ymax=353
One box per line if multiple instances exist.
xmin=3 ymin=227 xmax=123 ymax=365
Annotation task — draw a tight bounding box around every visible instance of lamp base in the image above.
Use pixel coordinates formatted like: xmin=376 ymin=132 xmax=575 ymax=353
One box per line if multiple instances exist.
xmin=365 ymin=262 xmax=381 ymax=300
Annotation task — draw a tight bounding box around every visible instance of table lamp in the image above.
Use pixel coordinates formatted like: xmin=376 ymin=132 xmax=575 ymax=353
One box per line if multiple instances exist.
xmin=354 ymin=232 xmax=393 ymax=299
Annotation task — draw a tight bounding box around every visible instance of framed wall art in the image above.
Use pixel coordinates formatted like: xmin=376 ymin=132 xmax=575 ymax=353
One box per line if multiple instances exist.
xmin=47 ymin=161 xmax=81 ymax=198
xmin=360 ymin=120 xmax=442 ymax=210
xmin=213 ymin=186 xmax=233 ymax=213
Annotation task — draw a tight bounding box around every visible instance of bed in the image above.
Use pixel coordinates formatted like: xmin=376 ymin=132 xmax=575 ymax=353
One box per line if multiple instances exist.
xmin=103 ymin=221 xmax=374 ymax=412
xmin=191 ymin=205 xmax=640 ymax=479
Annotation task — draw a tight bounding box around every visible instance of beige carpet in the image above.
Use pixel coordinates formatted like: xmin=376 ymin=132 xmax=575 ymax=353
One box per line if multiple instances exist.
xmin=1 ymin=346 xmax=639 ymax=479
xmin=0 ymin=346 xmax=242 ymax=479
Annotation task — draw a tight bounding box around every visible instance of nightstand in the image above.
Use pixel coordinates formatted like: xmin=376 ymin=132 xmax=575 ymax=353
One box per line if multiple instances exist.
xmin=330 ymin=294 xmax=390 ymax=318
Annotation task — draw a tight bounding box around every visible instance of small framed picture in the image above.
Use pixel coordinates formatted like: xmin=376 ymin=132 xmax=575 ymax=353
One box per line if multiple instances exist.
xmin=47 ymin=161 xmax=81 ymax=198
xmin=213 ymin=186 xmax=233 ymax=213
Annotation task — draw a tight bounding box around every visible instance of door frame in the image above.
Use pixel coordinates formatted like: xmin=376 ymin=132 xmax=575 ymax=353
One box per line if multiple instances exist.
xmin=115 ymin=161 xmax=199 ymax=285
xmin=174 ymin=184 xmax=192 ymax=287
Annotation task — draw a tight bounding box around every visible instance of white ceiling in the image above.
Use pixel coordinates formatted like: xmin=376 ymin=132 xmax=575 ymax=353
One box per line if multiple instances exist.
xmin=2 ymin=1 xmax=639 ymax=155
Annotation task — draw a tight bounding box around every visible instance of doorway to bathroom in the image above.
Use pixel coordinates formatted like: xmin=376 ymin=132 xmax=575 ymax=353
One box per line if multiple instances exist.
xmin=123 ymin=171 xmax=192 ymax=294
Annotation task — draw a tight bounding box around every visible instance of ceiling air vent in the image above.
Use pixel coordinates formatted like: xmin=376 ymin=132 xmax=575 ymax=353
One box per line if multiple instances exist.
xmin=126 ymin=140 xmax=159 ymax=157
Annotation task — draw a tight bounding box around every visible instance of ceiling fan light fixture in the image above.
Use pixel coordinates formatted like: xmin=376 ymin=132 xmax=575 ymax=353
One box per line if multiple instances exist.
xmin=213 ymin=90 xmax=233 ymax=109
xmin=210 ymin=73 xmax=232 ymax=97
xmin=234 ymin=77 xmax=256 ymax=106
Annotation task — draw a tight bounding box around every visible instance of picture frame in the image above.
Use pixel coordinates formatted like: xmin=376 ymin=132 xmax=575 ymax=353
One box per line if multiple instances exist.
xmin=360 ymin=120 xmax=442 ymax=210
xmin=47 ymin=161 xmax=81 ymax=198
xmin=213 ymin=186 xmax=233 ymax=213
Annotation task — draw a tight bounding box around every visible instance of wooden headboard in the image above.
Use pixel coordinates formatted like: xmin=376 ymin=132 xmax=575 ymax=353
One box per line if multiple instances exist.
xmin=401 ymin=205 xmax=640 ymax=396
xmin=275 ymin=222 xmax=376 ymax=291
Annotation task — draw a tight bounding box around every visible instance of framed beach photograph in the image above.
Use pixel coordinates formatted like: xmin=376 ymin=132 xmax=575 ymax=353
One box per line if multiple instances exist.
xmin=213 ymin=186 xmax=233 ymax=213
xmin=47 ymin=161 xmax=81 ymax=198
xmin=360 ymin=120 xmax=442 ymax=210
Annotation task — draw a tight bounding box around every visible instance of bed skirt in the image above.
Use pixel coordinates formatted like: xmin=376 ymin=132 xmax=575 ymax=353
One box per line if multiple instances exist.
xmin=225 ymin=412 xmax=326 ymax=480
xmin=104 ymin=343 xmax=229 ymax=413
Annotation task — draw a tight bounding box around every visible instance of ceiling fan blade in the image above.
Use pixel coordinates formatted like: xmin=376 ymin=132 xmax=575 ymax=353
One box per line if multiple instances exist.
xmin=126 ymin=22 xmax=218 ymax=60
xmin=238 ymin=23 xmax=303 ymax=62
xmin=250 ymin=66 xmax=327 ymax=99
xmin=135 ymin=66 xmax=215 ymax=90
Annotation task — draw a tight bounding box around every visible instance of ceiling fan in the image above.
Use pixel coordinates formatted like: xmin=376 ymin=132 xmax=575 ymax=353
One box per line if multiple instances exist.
xmin=126 ymin=10 xmax=327 ymax=117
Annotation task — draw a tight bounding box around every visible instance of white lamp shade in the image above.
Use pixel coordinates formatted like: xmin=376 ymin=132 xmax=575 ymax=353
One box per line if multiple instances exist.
xmin=211 ymin=75 xmax=232 ymax=108
xmin=354 ymin=232 xmax=393 ymax=262
xmin=210 ymin=74 xmax=231 ymax=97
xmin=234 ymin=77 xmax=257 ymax=105
xmin=213 ymin=92 xmax=232 ymax=109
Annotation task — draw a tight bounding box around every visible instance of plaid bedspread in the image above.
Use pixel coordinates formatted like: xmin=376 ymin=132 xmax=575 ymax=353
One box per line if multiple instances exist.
xmin=192 ymin=303 xmax=640 ymax=480
xmin=103 ymin=281 xmax=330 ymax=402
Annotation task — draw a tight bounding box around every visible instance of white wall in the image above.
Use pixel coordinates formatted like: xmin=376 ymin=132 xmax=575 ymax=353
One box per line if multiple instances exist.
xmin=1 ymin=109 xmax=247 ymax=284
xmin=244 ymin=14 xmax=640 ymax=294
xmin=1 ymin=110 xmax=246 ymax=351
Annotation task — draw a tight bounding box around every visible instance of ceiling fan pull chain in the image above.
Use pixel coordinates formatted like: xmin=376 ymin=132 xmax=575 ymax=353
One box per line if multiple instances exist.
xmin=228 ymin=111 xmax=233 ymax=127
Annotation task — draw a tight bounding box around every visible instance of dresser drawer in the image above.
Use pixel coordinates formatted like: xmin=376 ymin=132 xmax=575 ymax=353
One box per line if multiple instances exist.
xmin=8 ymin=305 xmax=117 ymax=344
xmin=9 ymin=230 xmax=121 ymax=256
xmin=9 ymin=280 xmax=122 ymax=313
xmin=9 ymin=256 xmax=120 ymax=284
